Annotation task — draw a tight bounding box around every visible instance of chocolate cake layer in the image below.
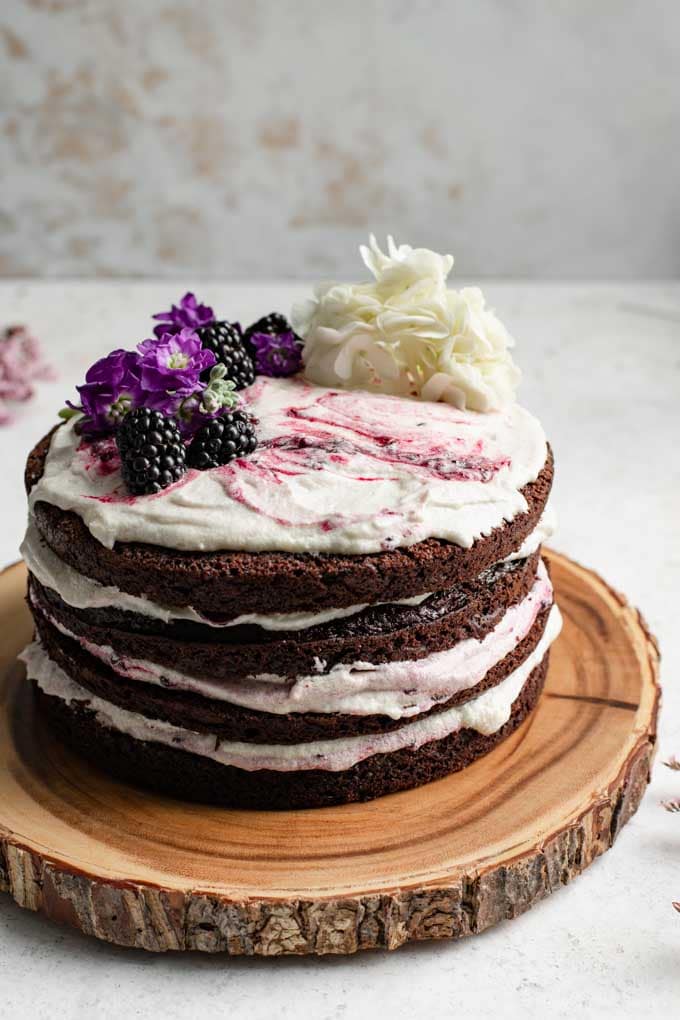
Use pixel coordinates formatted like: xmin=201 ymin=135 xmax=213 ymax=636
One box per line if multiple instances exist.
xmin=35 ymin=652 xmax=549 ymax=809
xmin=32 ymin=600 xmax=551 ymax=743
xmin=29 ymin=551 xmax=541 ymax=681
xmin=26 ymin=430 xmax=553 ymax=616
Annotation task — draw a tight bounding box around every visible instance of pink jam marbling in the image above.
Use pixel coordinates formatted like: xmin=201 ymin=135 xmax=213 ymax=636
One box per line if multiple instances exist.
xmin=30 ymin=376 xmax=547 ymax=554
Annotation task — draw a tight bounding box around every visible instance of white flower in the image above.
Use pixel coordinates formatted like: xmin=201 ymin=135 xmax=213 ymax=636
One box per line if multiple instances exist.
xmin=293 ymin=236 xmax=521 ymax=412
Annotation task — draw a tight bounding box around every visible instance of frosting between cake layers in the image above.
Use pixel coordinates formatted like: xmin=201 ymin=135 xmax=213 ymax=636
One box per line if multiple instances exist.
xmin=21 ymin=521 xmax=428 ymax=629
xmin=22 ymin=506 xmax=555 ymax=631
xmin=28 ymin=375 xmax=547 ymax=555
xmin=34 ymin=562 xmax=554 ymax=719
xmin=22 ymin=604 xmax=562 ymax=772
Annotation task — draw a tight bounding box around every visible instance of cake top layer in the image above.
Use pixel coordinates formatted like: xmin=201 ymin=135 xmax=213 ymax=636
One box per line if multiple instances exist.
xmin=30 ymin=375 xmax=546 ymax=554
xmin=31 ymin=236 xmax=549 ymax=556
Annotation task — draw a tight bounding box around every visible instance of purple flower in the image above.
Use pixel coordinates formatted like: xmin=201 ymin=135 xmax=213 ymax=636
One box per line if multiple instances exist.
xmin=74 ymin=349 xmax=143 ymax=435
xmin=152 ymin=292 xmax=214 ymax=338
xmin=137 ymin=330 xmax=216 ymax=415
xmin=249 ymin=330 xmax=303 ymax=377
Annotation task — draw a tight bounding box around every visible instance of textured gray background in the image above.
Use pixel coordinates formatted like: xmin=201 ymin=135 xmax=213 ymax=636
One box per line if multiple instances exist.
xmin=1 ymin=0 xmax=679 ymax=280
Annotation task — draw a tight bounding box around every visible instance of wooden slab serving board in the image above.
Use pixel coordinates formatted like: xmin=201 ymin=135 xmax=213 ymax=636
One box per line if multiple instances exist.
xmin=0 ymin=550 xmax=659 ymax=956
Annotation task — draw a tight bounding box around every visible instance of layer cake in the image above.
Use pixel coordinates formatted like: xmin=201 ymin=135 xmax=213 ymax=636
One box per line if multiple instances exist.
xmin=20 ymin=237 xmax=562 ymax=809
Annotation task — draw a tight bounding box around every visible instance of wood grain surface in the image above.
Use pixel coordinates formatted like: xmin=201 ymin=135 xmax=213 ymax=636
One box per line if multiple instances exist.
xmin=0 ymin=550 xmax=660 ymax=955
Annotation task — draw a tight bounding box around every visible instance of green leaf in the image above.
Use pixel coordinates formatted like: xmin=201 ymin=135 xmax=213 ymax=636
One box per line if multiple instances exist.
xmin=57 ymin=406 xmax=81 ymax=421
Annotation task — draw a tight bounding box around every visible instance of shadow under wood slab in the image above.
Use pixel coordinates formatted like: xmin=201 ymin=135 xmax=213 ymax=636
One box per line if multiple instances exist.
xmin=0 ymin=551 xmax=660 ymax=956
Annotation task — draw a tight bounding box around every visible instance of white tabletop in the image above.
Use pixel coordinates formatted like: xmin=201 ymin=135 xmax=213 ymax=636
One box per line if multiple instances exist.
xmin=1 ymin=280 xmax=678 ymax=1019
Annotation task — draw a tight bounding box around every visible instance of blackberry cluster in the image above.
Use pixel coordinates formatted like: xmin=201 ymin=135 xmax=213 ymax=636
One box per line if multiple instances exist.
xmin=187 ymin=411 xmax=258 ymax=469
xmin=117 ymin=408 xmax=187 ymax=495
xmin=196 ymin=321 xmax=255 ymax=390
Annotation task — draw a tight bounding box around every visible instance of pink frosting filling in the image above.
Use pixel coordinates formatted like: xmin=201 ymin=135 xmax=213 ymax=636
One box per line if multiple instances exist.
xmin=39 ymin=562 xmax=553 ymax=721
xmin=22 ymin=603 xmax=563 ymax=772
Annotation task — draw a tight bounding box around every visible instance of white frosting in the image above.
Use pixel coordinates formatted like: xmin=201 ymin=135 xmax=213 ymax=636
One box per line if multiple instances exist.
xmin=29 ymin=376 xmax=547 ymax=554
xmin=22 ymin=508 xmax=554 ymax=631
xmin=295 ymin=236 xmax=521 ymax=412
xmin=198 ymin=592 xmax=429 ymax=630
xmin=22 ymin=604 xmax=561 ymax=772
xmin=504 ymin=503 xmax=556 ymax=562
xmin=39 ymin=563 xmax=553 ymax=719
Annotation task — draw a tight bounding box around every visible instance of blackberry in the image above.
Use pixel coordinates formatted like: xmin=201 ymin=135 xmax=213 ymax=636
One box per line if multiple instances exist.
xmin=187 ymin=410 xmax=258 ymax=470
xmin=196 ymin=321 xmax=255 ymax=390
xmin=244 ymin=311 xmax=289 ymax=343
xmin=243 ymin=311 xmax=292 ymax=357
xmin=116 ymin=408 xmax=187 ymax=495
